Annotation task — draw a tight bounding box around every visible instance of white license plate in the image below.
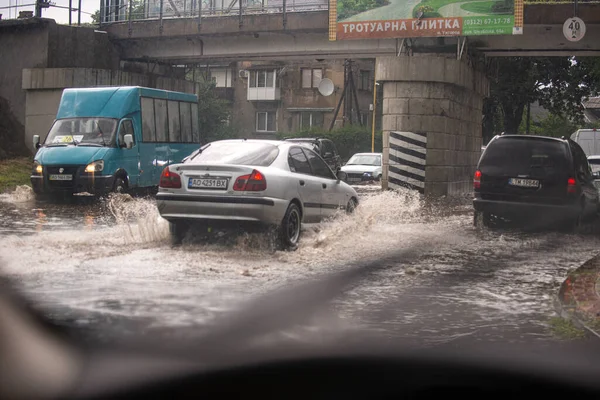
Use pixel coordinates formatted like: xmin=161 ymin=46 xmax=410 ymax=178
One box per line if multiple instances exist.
xmin=348 ymin=177 xmax=361 ymax=183
xmin=49 ymin=174 xmax=73 ymax=181
xmin=188 ymin=178 xmax=228 ymax=189
xmin=508 ymin=178 xmax=539 ymax=188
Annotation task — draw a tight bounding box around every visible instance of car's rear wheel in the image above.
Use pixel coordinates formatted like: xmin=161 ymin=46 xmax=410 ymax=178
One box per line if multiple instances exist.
xmin=169 ymin=221 xmax=189 ymax=245
xmin=278 ymin=203 xmax=301 ymax=250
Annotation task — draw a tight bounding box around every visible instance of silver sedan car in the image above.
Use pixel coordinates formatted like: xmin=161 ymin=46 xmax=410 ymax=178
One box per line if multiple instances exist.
xmin=156 ymin=139 xmax=359 ymax=249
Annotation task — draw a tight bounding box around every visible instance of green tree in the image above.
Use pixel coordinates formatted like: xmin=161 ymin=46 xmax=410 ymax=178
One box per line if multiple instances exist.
xmin=485 ymin=57 xmax=600 ymax=140
xmin=525 ymin=114 xmax=579 ymax=138
xmin=191 ymin=79 xmax=234 ymax=143
xmin=91 ymin=9 xmax=100 ymax=24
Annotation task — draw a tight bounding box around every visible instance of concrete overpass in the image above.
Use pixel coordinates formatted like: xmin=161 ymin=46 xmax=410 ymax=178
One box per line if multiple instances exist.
xmin=99 ymin=3 xmax=600 ymax=196
xmin=102 ymin=4 xmax=600 ymax=63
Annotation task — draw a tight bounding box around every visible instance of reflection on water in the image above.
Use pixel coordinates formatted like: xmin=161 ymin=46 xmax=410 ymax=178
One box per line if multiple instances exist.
xmin=35 ymin=209 xmax=47 ymax=233
xmin=3 ymin=184 xmax=600 ymax=349
xmin=0 ymin=187 xmax=134 ymax=235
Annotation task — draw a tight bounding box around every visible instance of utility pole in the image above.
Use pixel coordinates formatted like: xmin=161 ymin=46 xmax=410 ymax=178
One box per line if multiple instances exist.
xmin=35 ymin=0 xmax=51 ymax=17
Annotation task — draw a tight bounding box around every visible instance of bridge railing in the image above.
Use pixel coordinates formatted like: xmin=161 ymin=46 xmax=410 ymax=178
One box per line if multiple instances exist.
xmin=99 ymin=0 xmax=329 ymax=25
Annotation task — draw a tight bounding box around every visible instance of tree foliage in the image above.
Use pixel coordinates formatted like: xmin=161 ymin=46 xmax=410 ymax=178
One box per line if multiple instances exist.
xmin=193 ymin=80 xmax=235 ymax=143
xmin=484 ymin=57 xmax=600 ymax=142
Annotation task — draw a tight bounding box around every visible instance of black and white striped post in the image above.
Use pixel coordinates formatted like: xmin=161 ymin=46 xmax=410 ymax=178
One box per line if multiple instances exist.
xmin=387 ymin=131 xmax=427 ymax=193
xmin=377 ymin=55 xmax=488 ymax=197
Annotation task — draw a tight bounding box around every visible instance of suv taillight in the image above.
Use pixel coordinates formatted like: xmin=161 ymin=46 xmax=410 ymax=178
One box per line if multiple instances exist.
xmin=159 ymin=166 xmax=182 ymax=188
xmin=233 ymin=170 xmax=267 ymax=191
xmin=474 ymin=170 xmax=482 ymax=190
xmin=567 ymin=177 xmax=577 ymax=194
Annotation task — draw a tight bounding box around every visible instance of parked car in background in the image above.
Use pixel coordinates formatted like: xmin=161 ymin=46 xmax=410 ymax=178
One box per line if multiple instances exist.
xmin=340 ymin=152 xmax=382 ymax=184
xmin=588 ymin=155 xmax=600 ymax=192
xmin=473 ymin=134 xmax=599 ymax=229
xmin=156 ymin=140 xmax=358 ymax=249
xmin=283 ymin=138 xmax=342 ymax=174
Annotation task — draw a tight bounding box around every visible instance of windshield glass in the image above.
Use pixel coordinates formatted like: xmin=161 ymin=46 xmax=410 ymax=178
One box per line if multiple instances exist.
xmin=44 ymin=118 xmax=118 ymax=147
xmin=7 ymin=4 xmax=600 ymax=383
xmin=347 ymin=154 xmax=381 ymax=166
xmin=186 ymin=141 xmax=280 ymax=166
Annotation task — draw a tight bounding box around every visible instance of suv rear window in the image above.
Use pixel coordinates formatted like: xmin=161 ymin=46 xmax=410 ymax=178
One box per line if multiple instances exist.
xmin=186 ymin=141 xmax=280 ymax=166
xmin=480 ymin=138 xmax=570 ymax=177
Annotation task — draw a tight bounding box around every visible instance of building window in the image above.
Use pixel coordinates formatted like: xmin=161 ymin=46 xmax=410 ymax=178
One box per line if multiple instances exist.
xmin=250 ymin=70 xmax=276 ymax=88
xmin=299 ymin=112 xmax=324 ymax=129
xmin=256 ymin=111 xmax=277 ymax=132
xmin=359 ymin=70 xmax=371 ymax=91
xmin=140 ymin=97 xmax=156 ymax=142
xmin=301 ymin=68 xmax=323 ymax=89
xmin=154 ymin=99 xmax=169 ymax=142
xmin=210 ymin=68 xmax=232 ymax=88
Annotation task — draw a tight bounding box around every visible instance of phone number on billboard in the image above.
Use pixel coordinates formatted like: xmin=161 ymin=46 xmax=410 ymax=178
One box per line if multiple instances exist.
xmin=464 ymin=18 xmax=513 ymax=26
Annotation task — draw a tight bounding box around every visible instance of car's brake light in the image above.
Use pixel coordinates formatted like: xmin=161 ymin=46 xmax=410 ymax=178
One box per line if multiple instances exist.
xmin=233 ymin=169 xmax=267 ymax=191
xmin=159 ymin=166 xmax=182 ymax=189
xmin=474 ymin=170 xmax=482 ymax=190
xmin=567 ymin=177 xmax=577 ymax=194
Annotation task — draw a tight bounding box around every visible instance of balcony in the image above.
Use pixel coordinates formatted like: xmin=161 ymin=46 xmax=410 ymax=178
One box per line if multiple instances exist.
xmin=247 ymin=87 xmax=281 ymax=101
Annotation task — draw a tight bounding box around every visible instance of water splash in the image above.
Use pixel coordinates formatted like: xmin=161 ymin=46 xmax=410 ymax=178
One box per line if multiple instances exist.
xmin=0 ymin=185 xmax=35 ymax=203
xmin=105 ymin=193 xmax=169 ymax=244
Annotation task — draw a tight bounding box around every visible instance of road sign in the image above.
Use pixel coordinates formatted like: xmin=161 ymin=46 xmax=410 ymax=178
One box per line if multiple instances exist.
xmin=563 ymin=17 xmax=586 ymax=42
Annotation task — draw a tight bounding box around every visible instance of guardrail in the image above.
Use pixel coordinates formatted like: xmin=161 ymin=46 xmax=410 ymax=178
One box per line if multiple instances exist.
xmin=99 ymin=0 xmax=329 ymax=26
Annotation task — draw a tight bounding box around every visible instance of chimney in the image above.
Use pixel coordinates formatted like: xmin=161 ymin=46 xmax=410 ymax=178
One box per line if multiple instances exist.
xmin=18 ymin=11 xmax=34 ymax=19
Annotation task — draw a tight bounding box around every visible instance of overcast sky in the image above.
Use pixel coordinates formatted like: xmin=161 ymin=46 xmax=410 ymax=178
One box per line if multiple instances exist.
xmin=2 ymin=0 xmax=98 ymax=24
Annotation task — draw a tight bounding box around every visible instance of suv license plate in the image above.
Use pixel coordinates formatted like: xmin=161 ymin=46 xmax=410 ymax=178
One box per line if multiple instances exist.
xmin=188 ymin=178 xmax=228 ymax=189
xmin=508 ymin=178 xmax=539 ymax=188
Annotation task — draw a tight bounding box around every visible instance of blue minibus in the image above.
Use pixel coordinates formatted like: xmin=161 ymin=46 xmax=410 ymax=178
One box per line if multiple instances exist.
xmin=31 ymin=86 xmax=200 ymax=196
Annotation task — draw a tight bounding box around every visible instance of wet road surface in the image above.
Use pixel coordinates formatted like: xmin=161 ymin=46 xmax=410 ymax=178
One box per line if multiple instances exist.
xmin=1 ymin=185 xmax=600 ymax=352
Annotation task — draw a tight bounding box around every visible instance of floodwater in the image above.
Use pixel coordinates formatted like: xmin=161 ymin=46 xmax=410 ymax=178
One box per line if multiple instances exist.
xmin=1 ymin=185 xmax=599 ymax=350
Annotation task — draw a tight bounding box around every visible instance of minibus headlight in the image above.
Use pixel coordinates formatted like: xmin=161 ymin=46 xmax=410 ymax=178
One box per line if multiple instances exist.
xmin=84 ymin=160 xmax=104 ymax=173
xmin=33 ymin=162 xmax=42 ymax=175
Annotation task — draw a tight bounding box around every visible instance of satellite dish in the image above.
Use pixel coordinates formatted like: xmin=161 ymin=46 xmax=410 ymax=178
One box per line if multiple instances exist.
xmin=318 ymin=78 xmax=334 ymax=97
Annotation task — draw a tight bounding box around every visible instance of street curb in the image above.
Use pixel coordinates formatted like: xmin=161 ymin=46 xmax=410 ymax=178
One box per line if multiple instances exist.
xmin=555 ymin=255 xmax=600 ymax=339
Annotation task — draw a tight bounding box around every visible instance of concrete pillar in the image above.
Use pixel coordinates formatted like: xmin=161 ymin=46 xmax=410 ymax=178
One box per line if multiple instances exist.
xmin=377 ymin=54 xmax=489 ymax=197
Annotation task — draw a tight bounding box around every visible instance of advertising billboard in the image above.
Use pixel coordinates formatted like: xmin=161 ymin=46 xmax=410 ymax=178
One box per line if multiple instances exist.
xmin=329 ymin=0 xmax=524 ymax=40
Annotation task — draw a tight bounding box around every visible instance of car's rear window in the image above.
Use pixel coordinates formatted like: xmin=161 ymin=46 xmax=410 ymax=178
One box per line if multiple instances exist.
xmin=589 ymin=158 xmax=600 ymax=173
xmin=186 ymin=141 xmax=280 ymax=166
xmin=480 ymin=138 xmax=569 ymax=176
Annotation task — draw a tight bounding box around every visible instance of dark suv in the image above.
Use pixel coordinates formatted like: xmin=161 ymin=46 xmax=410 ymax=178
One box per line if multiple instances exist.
xmin=473 ymin=135 xmax=599 ymax=229
xmin=283 ymin=138 xmax=342 ymax=174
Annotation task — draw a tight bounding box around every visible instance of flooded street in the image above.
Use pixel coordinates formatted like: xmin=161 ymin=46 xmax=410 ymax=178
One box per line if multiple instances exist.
xmin=1 ymin=185 xmax=600 ymax=350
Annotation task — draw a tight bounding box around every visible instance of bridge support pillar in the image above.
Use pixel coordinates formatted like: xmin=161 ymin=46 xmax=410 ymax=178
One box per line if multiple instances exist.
xmin=376 ymin=54 xmax=489 ymax=196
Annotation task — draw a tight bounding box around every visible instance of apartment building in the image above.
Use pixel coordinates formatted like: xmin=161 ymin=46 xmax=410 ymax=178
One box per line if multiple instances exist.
xmin=204 ymin=59 xmax=376 ymax=137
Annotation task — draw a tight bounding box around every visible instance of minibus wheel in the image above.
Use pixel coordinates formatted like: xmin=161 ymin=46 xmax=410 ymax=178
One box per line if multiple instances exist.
xmin=114 ymin=177 xmax=128 ymax=194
